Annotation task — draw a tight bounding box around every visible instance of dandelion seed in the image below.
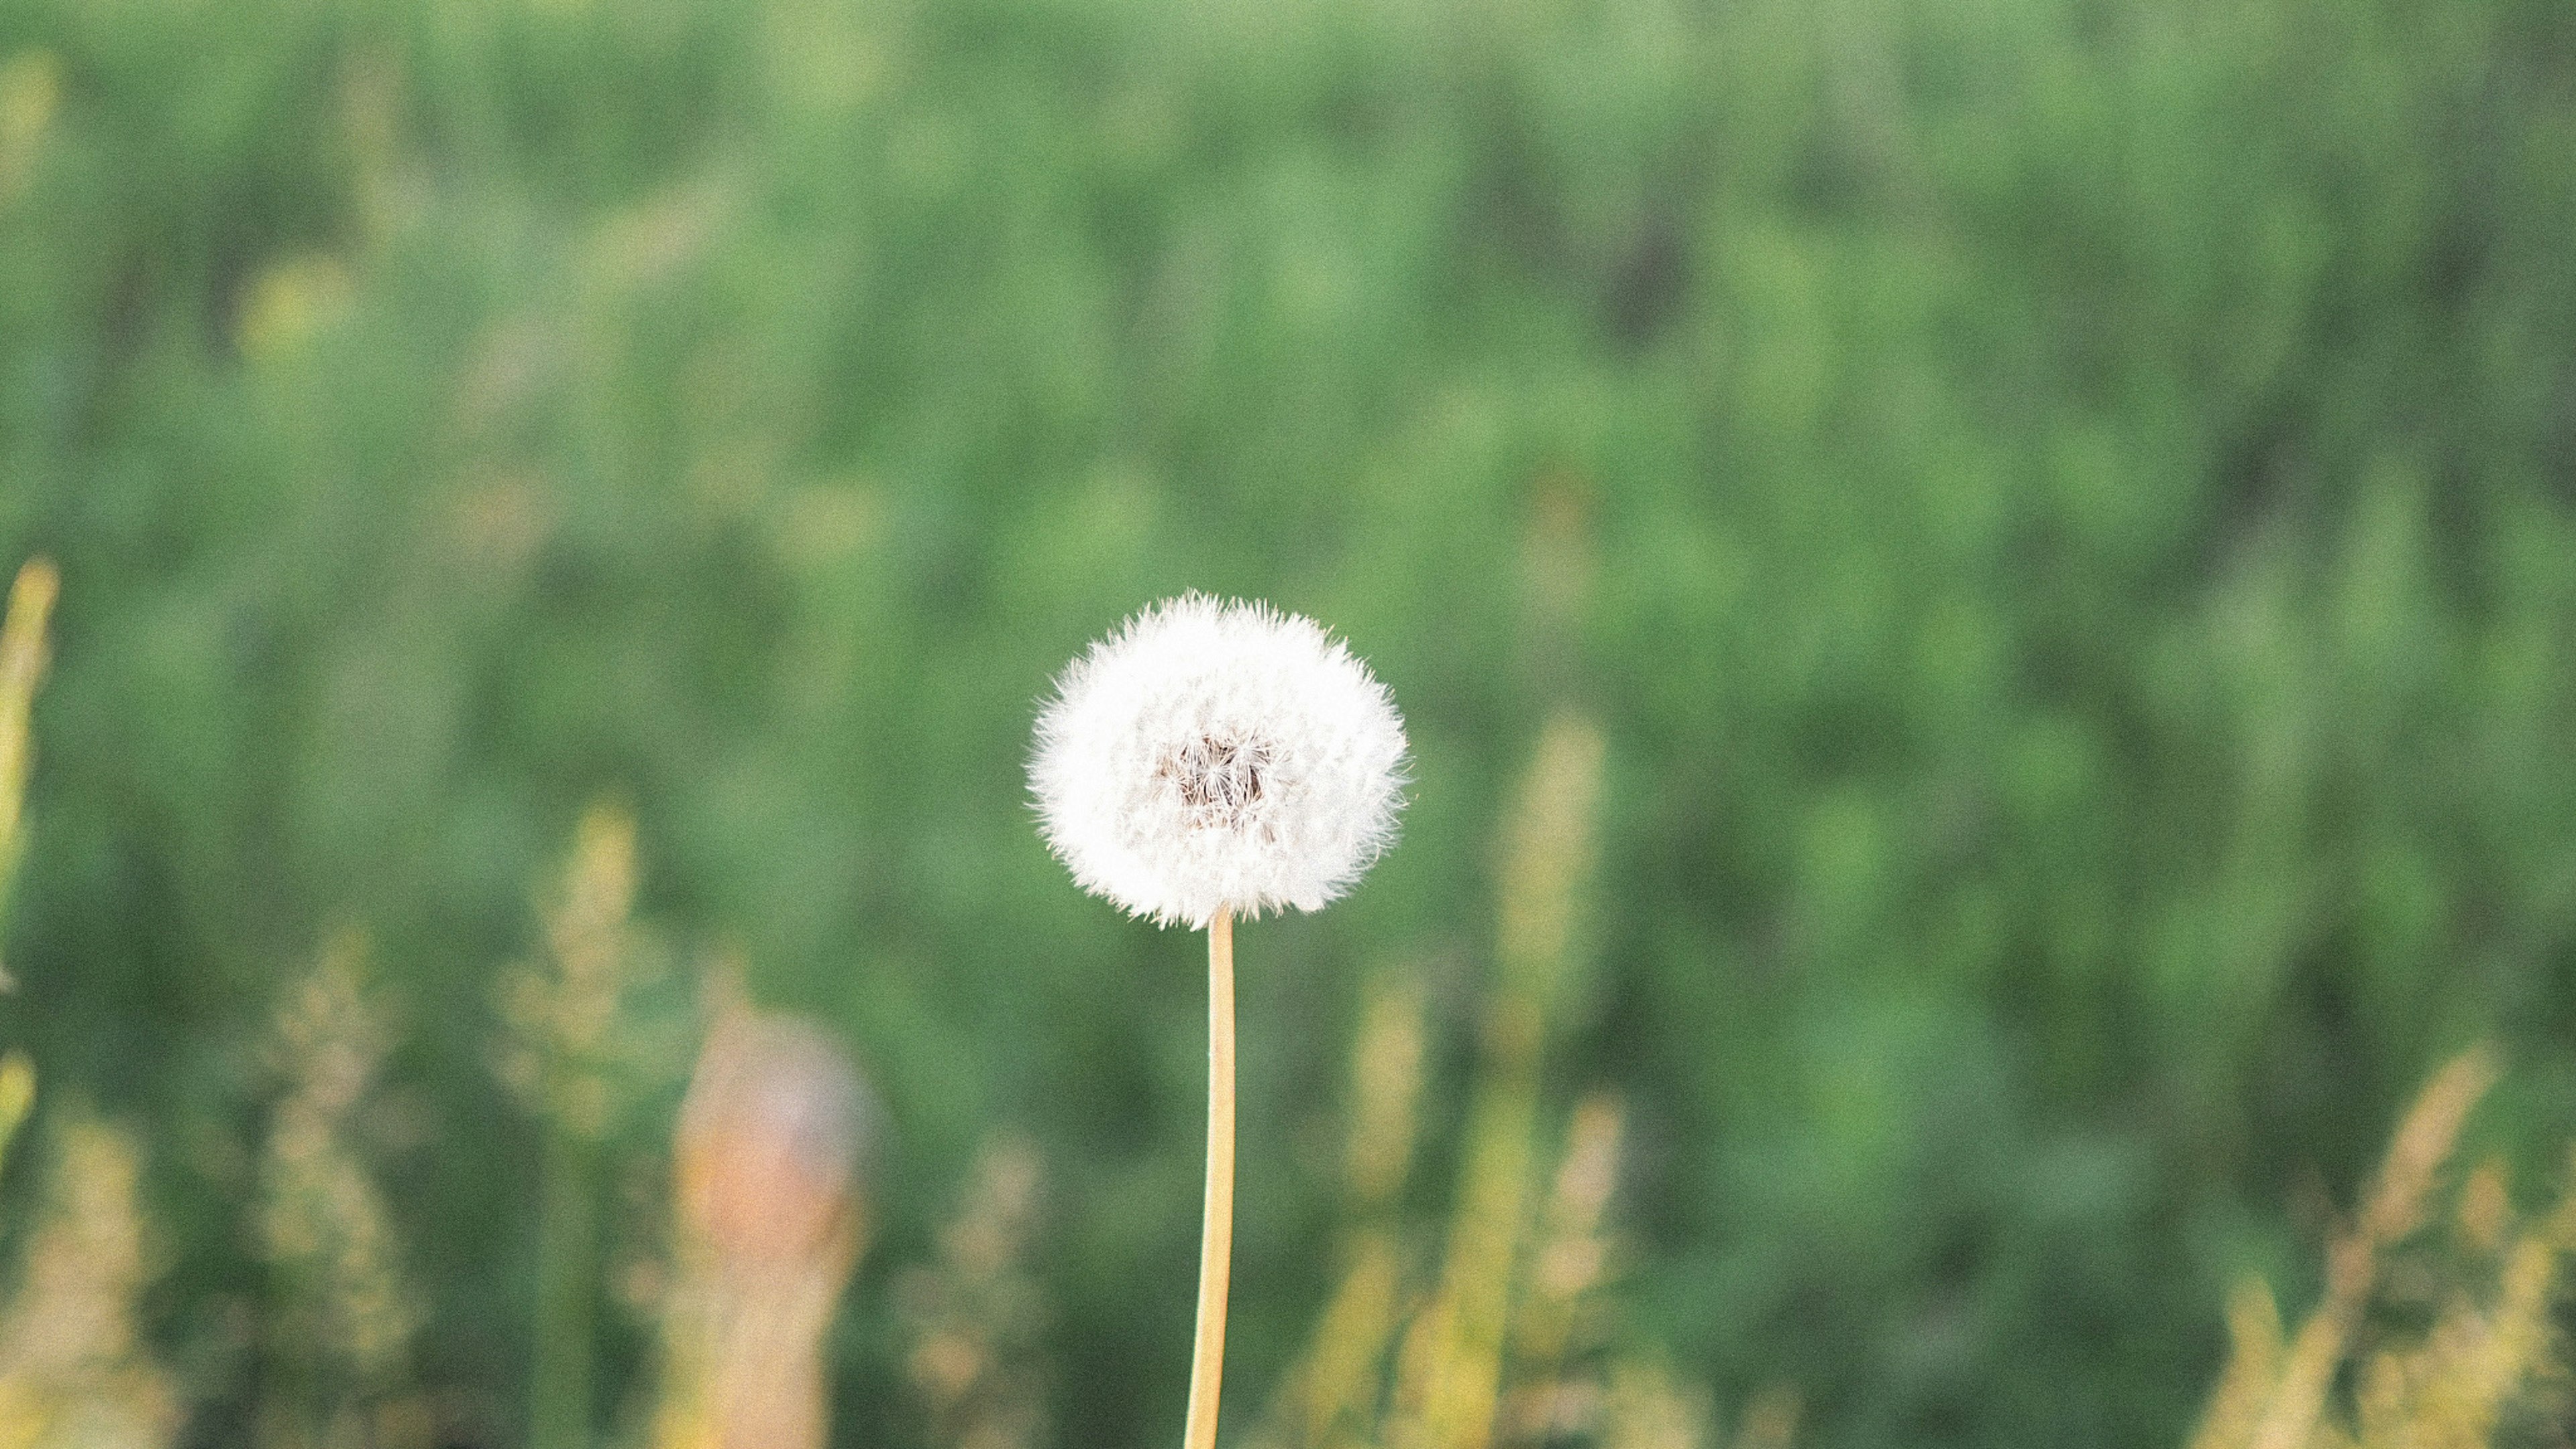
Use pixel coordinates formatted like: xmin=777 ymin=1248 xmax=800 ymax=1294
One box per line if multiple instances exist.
xmin=1029 ymin=594 xmax=1407 ymax=1449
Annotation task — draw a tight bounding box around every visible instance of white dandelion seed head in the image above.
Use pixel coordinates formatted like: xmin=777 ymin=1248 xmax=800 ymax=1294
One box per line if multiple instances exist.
xmin=1030 ymin=594 xmax=1408 ymax=929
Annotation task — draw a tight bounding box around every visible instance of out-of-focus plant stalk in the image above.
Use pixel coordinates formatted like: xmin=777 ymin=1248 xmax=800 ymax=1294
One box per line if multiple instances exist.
xmin=2243 ymin=1046 xmax=2493 ymax=1449
xmin=1389 ymin=713 xmax=1605 ymax=1449
xmin=1499 ymin=1093 xmax=1623 ymax=1441
xmin=0 ymin=1109 xmax=178 ymax=1449
xmin=897 ymin=1135 xmax=1049 ymax=1449
xmin=531 ymin=1128 xmax=602 ymax=1449
xmin=0 ymin=52 xmax=59 ymax=205
xmin=0 ymin=1053 xmax=32 ymax=1189
xmin=0 ymin=557 xmax=59 ymax=987
xmin=2190 ymin=1044 xmax=2503 ymax=1449
xmin=1249 ymin=971 xmax=1426 ymax=1449
xmin=256 ymin=930 xmax=421 ymax=1447
xmin=499 ymin=805 xmax=647 ymax=1449
xmin=0 ymin=560 xmax=48 ymax=1181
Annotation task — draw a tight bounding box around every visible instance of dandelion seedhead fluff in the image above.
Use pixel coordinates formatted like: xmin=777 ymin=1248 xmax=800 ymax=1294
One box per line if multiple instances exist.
xmin=1031 ymin=594 xmax=1407 ymax=929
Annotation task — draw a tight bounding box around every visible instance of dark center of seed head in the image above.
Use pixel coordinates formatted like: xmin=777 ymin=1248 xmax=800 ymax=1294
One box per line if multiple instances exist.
xmin=1161 ymin=734 xmax=1269 ymax=822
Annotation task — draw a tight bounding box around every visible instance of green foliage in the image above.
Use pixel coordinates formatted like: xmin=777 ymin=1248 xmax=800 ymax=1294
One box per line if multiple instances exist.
xmin=0 ymin=0 xmax=2573 ymax=1444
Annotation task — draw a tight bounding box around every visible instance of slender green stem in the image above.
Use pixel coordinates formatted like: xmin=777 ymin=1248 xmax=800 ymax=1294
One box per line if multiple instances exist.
xmin=1182 ymin=908 xmax=1236 ymax=1449
xmin=532 ymin=1126 xmax=598 ymax=1449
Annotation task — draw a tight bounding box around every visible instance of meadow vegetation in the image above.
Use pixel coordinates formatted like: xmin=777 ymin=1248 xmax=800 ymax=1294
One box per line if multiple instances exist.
xmin=1 ymin=0 xmax=2574 ymax=1444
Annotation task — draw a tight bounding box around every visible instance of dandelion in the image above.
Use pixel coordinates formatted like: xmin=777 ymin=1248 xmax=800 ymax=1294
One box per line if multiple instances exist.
xmin=1029 ymin=594 xmax=1407 ymax=1449
xmin=1031 ymin=593 xmax=1407 ymax=930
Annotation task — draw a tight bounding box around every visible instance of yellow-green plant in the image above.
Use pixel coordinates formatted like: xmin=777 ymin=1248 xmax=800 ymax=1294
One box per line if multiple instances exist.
xmin=0 ymin=557 xmax=58 ymax=987
xmin=0 ymin=565 xmax=176 ymax=1448
xmin=0 ymin=1109 xmax=178 ymax=1449
xmin=1244 ymin=714 xmax=1762 ymax=1449
xmin=497 ymin=803 xmax=665 ymax=1449
xmin=255 ymin=930 xmax=423 ymax=1449
xmin=1251 ymin=972 xmax=1428 ymax=1449
xmin=1384 ymin=712 xmax=1609 ymax=1449
xmin=0 ymin=1053 xmax=32 ymax=1190
xmin=894 ymin=1134 xmax=1049 ymax=1449
xmin=2184 ymin=1044 xmax=2576 ymax=1449
xmin=1497 ymin=1093 xmax=1624 ymax=1444
xmin=0 ymin=557 xmax=52 ymax=1185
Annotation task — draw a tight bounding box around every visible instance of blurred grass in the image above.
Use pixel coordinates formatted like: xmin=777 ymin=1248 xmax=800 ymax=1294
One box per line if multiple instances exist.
xmin=0 ymin=0 xmax=2573 ymax=1444
xmin=2186 ymin=1046 xmax=2576 ymax=1449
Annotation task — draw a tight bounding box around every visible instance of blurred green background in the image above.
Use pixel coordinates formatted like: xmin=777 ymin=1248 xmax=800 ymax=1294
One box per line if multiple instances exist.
xmin=3 ymin=0 xmax=2576 ymax=1444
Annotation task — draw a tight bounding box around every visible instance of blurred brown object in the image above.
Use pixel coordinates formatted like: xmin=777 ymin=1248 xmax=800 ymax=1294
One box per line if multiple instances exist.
xmin=654 ymin=989 xmax=875 ymax=1449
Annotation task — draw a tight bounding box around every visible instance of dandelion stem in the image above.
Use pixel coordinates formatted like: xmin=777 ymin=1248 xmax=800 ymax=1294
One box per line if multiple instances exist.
xmin=1183 ymin=908 xmax=1236 ymax=1449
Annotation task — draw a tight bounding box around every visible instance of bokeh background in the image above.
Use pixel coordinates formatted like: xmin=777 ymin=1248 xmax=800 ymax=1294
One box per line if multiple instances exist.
xmin=2 ymin=0 xmax=2575 ymax=1445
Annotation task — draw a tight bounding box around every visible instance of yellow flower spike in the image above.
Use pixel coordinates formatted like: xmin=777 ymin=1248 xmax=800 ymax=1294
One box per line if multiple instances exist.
xmin=0 ymin=558 xmax=61 ymax=989
xmin=235 ymin=254 xmax=354 ymax=360
xmin=0 ymin=52 xmax=60 ymax=202
xmin=0 ymin=1052 xmax=34 ymax=1183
